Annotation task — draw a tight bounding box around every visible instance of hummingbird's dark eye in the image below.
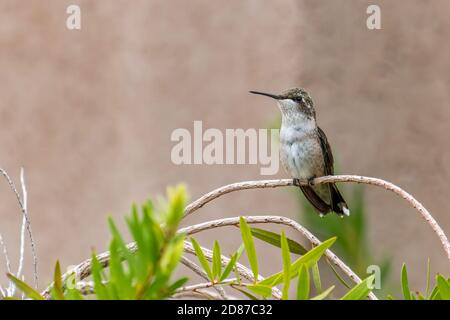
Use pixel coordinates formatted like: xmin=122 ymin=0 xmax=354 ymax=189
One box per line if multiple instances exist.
xmin=294 ymin=97 xmax=304 ymax=103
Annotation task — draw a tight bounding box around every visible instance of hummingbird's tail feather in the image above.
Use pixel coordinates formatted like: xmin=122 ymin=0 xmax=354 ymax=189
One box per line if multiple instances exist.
xmin=299 ymin=185 xmax=332 ymax=215
xmin=299 ymin=184 xmax=350 ymax=216
xmin=330 ymin=184 xmax=350 ymax=216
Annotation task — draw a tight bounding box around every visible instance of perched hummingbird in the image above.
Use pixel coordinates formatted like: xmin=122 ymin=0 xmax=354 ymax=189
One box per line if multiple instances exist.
xmin=250 ymin=88 xmax=349 ymax=217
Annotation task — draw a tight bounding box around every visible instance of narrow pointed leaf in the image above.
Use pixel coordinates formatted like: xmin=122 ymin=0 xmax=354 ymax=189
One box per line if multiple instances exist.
xmin=401 ymin=263 xmax=412 ymax=300
xmin=281 ymin=231 xmax=291 ymax=300
xmin=425 ymin=258 xmax=431 ymax=298
xmin=341 ymin=275 xmax=375 ymax=300
xmin=311 ymin=262 xmax=322 ymax=293
xmin=190 ymin=238 xmax=213 ymax=280
xmin=436 ymin=274 xmax=450 ymax=299
xmin=220 ymin=253 xmax=238 ymax=282
xmin=296 ymin=264 xmax=309 ymax=300
xmin=311 ymin=286 xmax=335 ymax=300
xmin=247 ymin=284 xmax=273 ymax=298
xmin=327 ymin=260 xmax=351 ymax=289
xmin=259 ymin=237 xmax=336 ymax=287
xmin=53 ymin=260 xmax=65 ymax=300
xmin=250 ymin=228 xmax=307 ymax=255
xmin=232 ymin=286 xmax=259 ymax=300
xmin=212 ymin=241 xmax=222 ymax=280
xmin=239 ymin=217 xmax=258 ymax=281
xmin=6 ymin=273 xmax=44 ymax=300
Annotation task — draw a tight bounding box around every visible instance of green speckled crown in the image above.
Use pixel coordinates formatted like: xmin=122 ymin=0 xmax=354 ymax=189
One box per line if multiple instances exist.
xmin=280 ymin=88 xmax=314 ymax=107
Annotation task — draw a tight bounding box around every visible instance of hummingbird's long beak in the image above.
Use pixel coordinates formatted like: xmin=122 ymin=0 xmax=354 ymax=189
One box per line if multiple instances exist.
xmin=249 ymin=90 xmax=280 ymax=100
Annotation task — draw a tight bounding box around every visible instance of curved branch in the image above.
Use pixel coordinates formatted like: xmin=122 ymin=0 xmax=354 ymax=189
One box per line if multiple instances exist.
xmin=42 ymin=240 xmax=283 ymax=300
xmin=179 ymin=215 xmax=378 ymax=300
xmin=180 ymin=256 xmax=227 ymax=299
xmin=183 ymin=175 xmax=450 ymax=264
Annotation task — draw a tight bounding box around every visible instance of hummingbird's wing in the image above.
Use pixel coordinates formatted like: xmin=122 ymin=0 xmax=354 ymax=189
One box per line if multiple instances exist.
xmin=316 ymin=126 xmax=334 ymax=175
xmin=316 ymin=126 xmax=349 ymax=216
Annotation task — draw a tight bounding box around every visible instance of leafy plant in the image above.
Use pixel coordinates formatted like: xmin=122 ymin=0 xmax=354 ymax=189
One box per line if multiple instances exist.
xmin=298 ymin=185 xmax=391 ymax=292
xmin=399 ymin=262 xmax=450 ymax=300
xmin=9 ymin=185 xmax=189 ymax=300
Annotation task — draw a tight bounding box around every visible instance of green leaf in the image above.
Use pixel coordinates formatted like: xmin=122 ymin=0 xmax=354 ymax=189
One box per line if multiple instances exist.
xmin=311 ymin=262 xmax=322 ymax=293
xmin=430 ymin=285 xmax=441 ymax=300
xmin=166 ymin=185 xmax=187 ymax=232
xmin=236 ymin=243 xmax=245 ymax=260
xmin=260 ymin=237 xmax=336 ymax=287
xmin=247 ymin=284 xmax=273 ymax=298
xmin=91 ymin=253 xmax=109 ymax=300
xmin=233 ymin=244 xmax=245 ymax=284
xmin=281 ymin=231 xmax=291 ymax=300
xmin=327 ymin=259 xmax=351 ymax=289
xmin=220 ymin=253 xmax=238 ymax=282
xmin=239 ymin=217 xmax=259 ymax=281
xmin=425 ymin=258 xmax=431 ymax=298
xmin=250 ymin=228 xmax=307 ymax=255
xmin=311 ymin=286 xmax=335 ymax=300
xmin=160 ymin=234 xmax=185 ymax=276
xmin=64 ymin=288 xmax=84 ymax=300
xmin=7 ymin=273 xmax=44 ymax=300
xmin=401 ymin=263 xmax=412 ymax=300
xmin=232 ymin=286 xmax=259 ymax=300
xmin=212 ymin=241 xmax=222 ymax=281
xmin=341 ymin=275 xmax=375 ymax=300
xmin=168 ymin=277 xmax=189 ymax=294
xmin=52 ymin=260 xmax=65 ymax=300
xmin=296 ymin=264 xmax=309 ymax=300
xmin=436 ymin=274 xmax=450 ymax=299
xmin=190 ymin=237 xmax=213 ymax=280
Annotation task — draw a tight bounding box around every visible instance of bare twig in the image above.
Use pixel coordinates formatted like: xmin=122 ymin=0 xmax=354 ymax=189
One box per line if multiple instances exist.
xmin=0 ymin=167 xmax=38 ymax=295
xmin=183 ymin=176 xmax=450 ymax=264
xmin=17 ymin=168 xmax=28 ymax=279
xmin=181 ymin=256 xmax=227 ymax=299
xmin=172 ymin=289 xmax=234 ymax=300
xmin=0 ymin=233 xmax=12 ymax=297
xmin=176 ymin=278 xmax=236 ymax=293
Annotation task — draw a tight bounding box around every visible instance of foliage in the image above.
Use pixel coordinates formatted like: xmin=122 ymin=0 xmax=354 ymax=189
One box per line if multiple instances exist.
xmin=5 ymin=183 xmax=449 ymax=301
xmin=298 ymin=184 xmax=392 ymax=293
xmin=9 ymin=185 xmax=188 ymax=300
xmin=190 ymin=220 xmax=376 ymax=300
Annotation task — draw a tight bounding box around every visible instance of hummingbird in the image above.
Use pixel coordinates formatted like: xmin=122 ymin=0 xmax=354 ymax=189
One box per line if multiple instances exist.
xmin=250 ymin=88 xmax=349 ymax=217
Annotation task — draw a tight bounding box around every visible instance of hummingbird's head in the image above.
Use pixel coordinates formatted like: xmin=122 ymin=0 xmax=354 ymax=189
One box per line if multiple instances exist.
xmin=249 ymin=87 xmax=316 ymax=120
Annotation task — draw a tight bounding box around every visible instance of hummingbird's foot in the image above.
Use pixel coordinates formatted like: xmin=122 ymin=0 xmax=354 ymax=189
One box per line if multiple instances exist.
xmin=293 ymin=178 xmax=310 ymax=187
xmin=307 ymin=176 xmax=316 ymax=187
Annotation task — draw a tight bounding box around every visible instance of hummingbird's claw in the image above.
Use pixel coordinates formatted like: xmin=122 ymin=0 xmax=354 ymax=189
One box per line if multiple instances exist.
xmin=307 ymin=176 xmax=316 ymax=187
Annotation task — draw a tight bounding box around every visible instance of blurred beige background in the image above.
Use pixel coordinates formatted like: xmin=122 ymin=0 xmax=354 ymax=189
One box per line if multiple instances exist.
xmin=1 ymin=0 xmax=450 ymax=292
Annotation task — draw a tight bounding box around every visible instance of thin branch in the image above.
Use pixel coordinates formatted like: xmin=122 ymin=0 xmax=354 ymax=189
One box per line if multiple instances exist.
xmin=183 ymin=176 xmax=450 ymax=264
xmin=176 ymin=278 xmax=236 ymax=293
xmin=172 ymin=289 xmax=234 ymax=300
xmin=0 ymin=234 xmax=12 ymax=275
xmin=181 ymin=256 xmax=227 ymax=299
xmin=183 ymin=241 xmax=282 ymax=300
xmin=76 ymin=281 xmax=95 ymax=295
xmin=0 ymin=167 xmax=38 ymax=289
xmin=17 ymin=168 xmax=28 ymax=279
xmin=0 ymin=233 xmax=12 ymax=297
xmin=179 ymin=215 xmax=377 ymax=300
